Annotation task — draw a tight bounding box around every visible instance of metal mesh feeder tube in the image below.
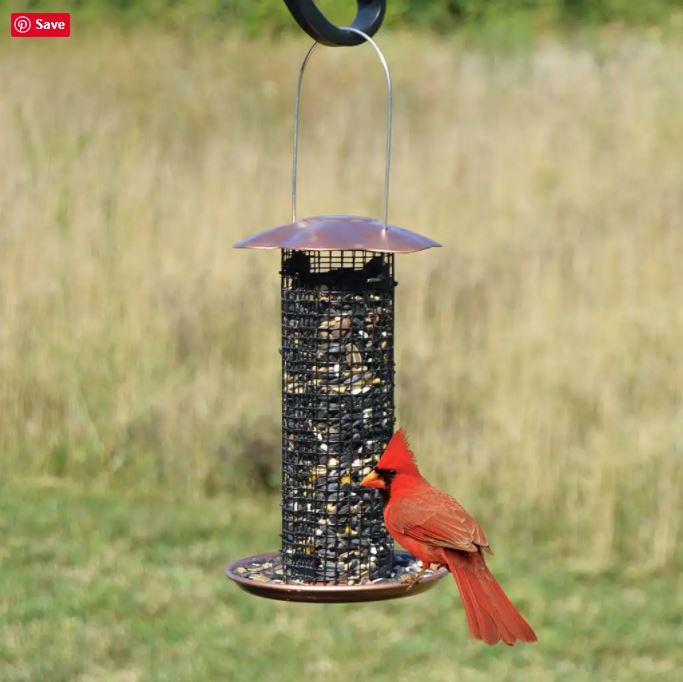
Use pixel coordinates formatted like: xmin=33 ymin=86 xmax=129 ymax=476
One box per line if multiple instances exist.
xmin=280 ymin=249 xmax=395 ymax=583
xmin=226 ymin=33 xmax=445 ymax=603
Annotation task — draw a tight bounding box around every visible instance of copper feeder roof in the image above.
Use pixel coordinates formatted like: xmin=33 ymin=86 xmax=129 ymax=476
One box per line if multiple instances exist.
xmin=234 ymin=215 xmax=441 ymax=254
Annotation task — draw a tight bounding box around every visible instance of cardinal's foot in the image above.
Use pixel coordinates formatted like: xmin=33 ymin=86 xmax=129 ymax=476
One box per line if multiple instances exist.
xmin=402 ymin=564 xmax=429 ymax=591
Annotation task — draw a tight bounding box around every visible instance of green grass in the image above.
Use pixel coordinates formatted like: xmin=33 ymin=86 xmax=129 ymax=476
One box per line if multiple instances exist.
xmin=1 ymin=480 xmax=681 ymax=681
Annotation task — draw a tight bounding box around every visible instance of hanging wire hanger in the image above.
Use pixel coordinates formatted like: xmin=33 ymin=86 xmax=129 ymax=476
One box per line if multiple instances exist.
xmin=291 ymin=28 xmax=392 ymax=230
xmin=234 ymin=0 xmax=441 ymax=253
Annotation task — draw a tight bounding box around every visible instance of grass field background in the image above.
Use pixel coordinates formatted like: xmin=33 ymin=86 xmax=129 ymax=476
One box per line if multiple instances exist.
xmin=1 ymin=27 xmax=682 ymax=680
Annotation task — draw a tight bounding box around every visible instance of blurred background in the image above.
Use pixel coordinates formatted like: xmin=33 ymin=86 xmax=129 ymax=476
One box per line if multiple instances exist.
xmin=1 ymin=1 xmax=682 ymax=680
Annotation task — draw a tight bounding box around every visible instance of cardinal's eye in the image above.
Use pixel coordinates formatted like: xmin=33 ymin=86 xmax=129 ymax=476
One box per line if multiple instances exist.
xmin=388 ymin=469 xmax=397 ymax=476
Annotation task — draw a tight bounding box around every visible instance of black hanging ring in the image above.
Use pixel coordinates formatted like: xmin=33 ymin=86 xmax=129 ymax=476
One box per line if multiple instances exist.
xmin=283 ymin=0 xmax=386 ymax=47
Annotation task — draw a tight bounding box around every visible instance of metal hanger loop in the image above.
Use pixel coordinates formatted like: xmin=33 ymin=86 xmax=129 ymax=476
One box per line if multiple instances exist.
xmin=291 ymin=28 xmax=393 ymax=231
xmin=283 ymin=0 xmax=386 ymax=47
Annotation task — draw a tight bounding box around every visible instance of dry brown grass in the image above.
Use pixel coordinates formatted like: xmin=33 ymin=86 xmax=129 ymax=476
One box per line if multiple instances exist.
xmin=1 ymin=31 xmax=681 ymax=570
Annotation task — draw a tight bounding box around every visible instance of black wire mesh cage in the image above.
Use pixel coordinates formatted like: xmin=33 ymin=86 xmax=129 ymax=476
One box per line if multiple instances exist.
xmin=280 ymin=249 xmax=395 ymax=583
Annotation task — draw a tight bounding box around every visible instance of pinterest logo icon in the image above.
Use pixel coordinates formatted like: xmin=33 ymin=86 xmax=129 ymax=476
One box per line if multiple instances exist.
xmin=13 ymin=15 xmax=31 ymax=34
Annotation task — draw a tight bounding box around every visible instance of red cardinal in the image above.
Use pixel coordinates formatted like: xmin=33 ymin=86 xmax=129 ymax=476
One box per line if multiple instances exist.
xmin=361 ymin=429 xmax=537 ymax=646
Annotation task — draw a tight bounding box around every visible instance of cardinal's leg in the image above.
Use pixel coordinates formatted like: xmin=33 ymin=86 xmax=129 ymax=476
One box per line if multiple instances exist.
xmin=402 ymin=562 xmax=429 ymax=590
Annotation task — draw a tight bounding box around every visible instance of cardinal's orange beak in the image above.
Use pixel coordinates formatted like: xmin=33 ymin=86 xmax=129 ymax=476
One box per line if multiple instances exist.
xmin=360 ymin=470 xmax=385 ymax=489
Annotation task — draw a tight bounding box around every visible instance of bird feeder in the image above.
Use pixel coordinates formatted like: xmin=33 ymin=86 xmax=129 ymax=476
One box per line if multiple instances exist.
xmin=226 ymin=11 xmax=446 ymax=603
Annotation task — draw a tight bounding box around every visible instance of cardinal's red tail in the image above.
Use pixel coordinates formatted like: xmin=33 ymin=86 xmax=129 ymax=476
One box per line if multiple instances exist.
xmin=443 ymin=549 xmax=537 ymax=646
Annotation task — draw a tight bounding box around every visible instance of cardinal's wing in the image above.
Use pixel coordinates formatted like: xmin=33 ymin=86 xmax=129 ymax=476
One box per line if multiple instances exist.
xmin=387 ymin=486 xmax=489 ymax=553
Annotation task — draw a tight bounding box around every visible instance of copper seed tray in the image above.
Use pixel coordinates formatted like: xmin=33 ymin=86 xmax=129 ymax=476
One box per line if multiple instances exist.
xmin=226 ymin=551 xmax=448 ymax=604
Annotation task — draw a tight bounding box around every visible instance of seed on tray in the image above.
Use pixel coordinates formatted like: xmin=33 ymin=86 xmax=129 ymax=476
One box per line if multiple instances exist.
xmin=235 ymin=553 xmax=436 ymax=586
